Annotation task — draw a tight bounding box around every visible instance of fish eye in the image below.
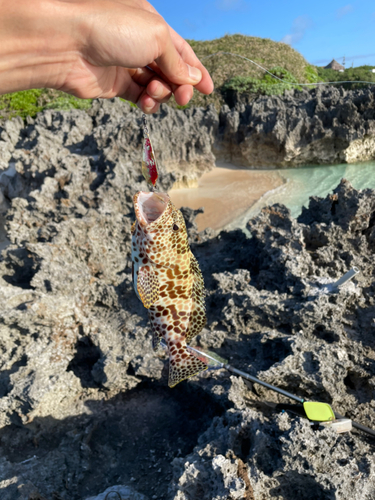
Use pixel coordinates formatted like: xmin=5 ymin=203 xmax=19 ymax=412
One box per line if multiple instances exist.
xmin=173 ymin=224 xmax=179 ymax=231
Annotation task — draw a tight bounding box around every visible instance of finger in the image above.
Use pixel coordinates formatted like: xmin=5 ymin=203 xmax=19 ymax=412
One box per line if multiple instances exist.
xmin=173 ymin=84 xmax=194 ymax=106
xmin=167 ymin=26 xmax=214 ymax=95
xmin=152 ymin=22 xmax=203 ymax=87
xmin=142 ymin=63 xmax=195 ymax=107
xmin=117 ymin=73 xmax=147 ymax=104
xmin=108 ymin=1 xmax=213 ymax=93
xmin=137 ymin=91 xmax=160 ymax=114
xmin=146 ymin=78 xmax=172 ymax=103
xmin=148 ymin=45 xmax=213 ymax=99
xmin=130 ymin=66 xmax=173 ymax=104
xmin=130 ymin=66 xmax=172 ymax=99
xmin=138 ymin=3 xmax=214 ymax=95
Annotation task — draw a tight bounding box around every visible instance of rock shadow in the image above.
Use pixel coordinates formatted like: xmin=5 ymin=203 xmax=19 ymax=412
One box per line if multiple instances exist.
xmin=0 ymin=354 xmax=27 ymax=398
xmin=3 ymin=248 xmax=40 ymax=289
xmin=312 ymin=324 xmax=340 ymax=344
xmin=0 ymin=379 xmax=225 ymax=500
xmin=344 ymin=370 xmax=374 ymax=404
xmin=67 ymin=336 xmax=102 ymax=388
xmin=270 ymin=471 xmax=335 ymax=500
xmin=215 ymin=333 xmax=293 ymax=374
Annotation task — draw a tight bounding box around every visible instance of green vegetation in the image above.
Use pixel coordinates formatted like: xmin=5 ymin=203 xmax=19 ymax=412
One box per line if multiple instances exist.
xmin=120 ymin=98 xmax=138 ymax=108
xmin=2 ymin=35 xmax=375 ymax=120
xmin=0 ymin=88 xmax=92 ymax=120
xmin=317 ymin=65 xmax=375 ymax=89
xmin=182 ymin=34 xmax=316 ymax=109
xmin=0 ymin=35 xmax=315 ymax=119
xmin=304 ymin=64 xmax=320 ymax=84
xmin=222 ymin=67 xmax=301 ymax=98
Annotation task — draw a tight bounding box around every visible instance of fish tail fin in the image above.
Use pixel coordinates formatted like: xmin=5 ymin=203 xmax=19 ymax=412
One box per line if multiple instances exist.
xmin=168 ymin=346 xmax=208 ymax=388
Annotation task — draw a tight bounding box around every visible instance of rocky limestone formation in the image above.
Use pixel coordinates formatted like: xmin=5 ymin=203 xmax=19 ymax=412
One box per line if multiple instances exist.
xmin=0 ymin=99 xmax=374 ymax=499
xmin=0 ymin=99 xmax=219 ymax=194
xmin=2 ymin=86 xmax=375 ymax=175
xmin=216 ymin=85 xmax=375 ymax=167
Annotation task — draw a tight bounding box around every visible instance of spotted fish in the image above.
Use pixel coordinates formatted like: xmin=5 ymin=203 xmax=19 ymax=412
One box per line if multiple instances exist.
xmin=131 ymin=191 xmax=208 ymax=387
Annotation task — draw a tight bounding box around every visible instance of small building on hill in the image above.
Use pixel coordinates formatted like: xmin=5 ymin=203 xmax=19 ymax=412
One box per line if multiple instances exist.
xmin=324 ymin=59 xmax=345 ymax=72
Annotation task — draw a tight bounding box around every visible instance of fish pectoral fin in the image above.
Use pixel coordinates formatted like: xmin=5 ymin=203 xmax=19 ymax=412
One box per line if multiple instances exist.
xmin=137 ymin=266 xmax=159 ymax=309
xmin=168 ymin=349 xmax=208 ymax=388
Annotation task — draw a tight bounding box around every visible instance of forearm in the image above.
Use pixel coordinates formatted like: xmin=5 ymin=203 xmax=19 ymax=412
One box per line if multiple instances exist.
xmin=0 ymin=0 xmax=82 ymax=93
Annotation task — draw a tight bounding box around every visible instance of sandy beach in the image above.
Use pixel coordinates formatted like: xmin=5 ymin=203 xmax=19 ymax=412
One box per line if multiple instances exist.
xmin=169 ymin=161 xmax=285 ymax=231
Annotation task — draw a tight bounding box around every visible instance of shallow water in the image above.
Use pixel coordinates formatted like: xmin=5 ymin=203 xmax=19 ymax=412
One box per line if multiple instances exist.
xmin=169 ymin=162 xmax=283 ymax=231
xmin=230 ymin=161 xmax=375 ymax=231
xmin=171 ymin=161 xmax=375 ymax=232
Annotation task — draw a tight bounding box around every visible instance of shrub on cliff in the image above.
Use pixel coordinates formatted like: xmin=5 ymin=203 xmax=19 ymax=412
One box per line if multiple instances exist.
xmin=185 ymin=34 xmax=314 ymax=109
xmin=221 ymin=67 xmax=302 ymax=103
xmin=317 ymin=65 xmax=375 ymax=89
xmin=0 ymin=88 xmax=92 ymax=120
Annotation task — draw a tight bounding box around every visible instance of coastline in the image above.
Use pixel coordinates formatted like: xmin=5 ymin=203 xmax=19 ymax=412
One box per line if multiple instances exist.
xmin=169 ymin=161 xmax=285 ymax=231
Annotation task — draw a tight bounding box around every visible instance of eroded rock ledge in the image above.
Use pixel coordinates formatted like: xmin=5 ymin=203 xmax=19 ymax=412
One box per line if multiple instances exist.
xmin=216 ymin=85 xmax=375 ymax=167
xmin=1 ymin=86 xmax=375 ymax=183
xmin=0 ymin=95 xmax=374 ymax=498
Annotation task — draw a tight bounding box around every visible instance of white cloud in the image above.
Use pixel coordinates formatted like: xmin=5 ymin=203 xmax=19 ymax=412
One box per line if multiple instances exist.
xmin=281 ymin=16 xmax=313 ymax=46
xmin=216 ymin=0 xmax=248 ymax=12
xmin=336 ymin=4 xmax=353 ymax=19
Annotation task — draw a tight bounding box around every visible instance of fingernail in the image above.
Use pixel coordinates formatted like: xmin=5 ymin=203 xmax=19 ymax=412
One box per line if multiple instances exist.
xmin=150 ymin=83 xmax=162 ymax=99
xmin=187 ymin=64 xmax=202 ymax=83
xmin=142 ymin=96 xmax=155 ymax=112
xmin=137 ymin=100 xmax=152 ymax=113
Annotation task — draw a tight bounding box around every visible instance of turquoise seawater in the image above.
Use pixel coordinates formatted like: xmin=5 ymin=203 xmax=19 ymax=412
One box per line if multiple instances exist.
xmin=230 ymin=161 xmax=375 ymax=230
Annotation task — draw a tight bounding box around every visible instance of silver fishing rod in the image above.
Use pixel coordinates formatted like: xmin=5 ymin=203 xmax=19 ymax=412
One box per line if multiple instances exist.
xmin=186 ymin=344 xmax=304 ymax=403
xmin=160 ymin=340 xmax=375 ymax=438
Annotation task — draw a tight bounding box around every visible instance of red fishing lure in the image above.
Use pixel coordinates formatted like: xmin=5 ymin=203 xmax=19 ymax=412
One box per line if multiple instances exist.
xmin=141 ymin=115 xmax=158 ymax=188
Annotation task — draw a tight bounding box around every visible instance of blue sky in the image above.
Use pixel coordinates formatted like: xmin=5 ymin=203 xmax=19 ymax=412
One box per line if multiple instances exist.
xmin=152 ymin=0 xmax=375 ymax=68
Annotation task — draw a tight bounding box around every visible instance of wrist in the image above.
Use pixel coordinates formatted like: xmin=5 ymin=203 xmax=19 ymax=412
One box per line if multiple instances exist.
xmin=0 ymin=0 xmax=82 ymax=94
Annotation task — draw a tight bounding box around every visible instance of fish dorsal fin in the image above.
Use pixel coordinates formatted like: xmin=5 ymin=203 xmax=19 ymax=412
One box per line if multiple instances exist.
xmin=137 ymin=266 xmax=159 ymax=309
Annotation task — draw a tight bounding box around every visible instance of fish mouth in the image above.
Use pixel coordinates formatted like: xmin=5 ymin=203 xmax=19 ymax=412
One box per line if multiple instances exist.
xmin=134 ymin=191 xmax=170 ymax=226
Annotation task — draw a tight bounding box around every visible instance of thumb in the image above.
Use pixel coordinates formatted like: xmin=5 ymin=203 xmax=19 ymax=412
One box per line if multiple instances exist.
xmin=154 ymin=25 xmax=202 ymax=86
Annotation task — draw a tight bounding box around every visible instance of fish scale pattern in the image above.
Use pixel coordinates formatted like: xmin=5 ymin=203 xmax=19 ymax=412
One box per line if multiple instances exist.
xmin=132 ymin=191 xmax=207 ymax=387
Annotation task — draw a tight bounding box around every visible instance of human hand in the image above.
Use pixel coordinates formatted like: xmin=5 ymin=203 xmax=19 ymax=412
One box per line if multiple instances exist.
xmin=0 ymin=0 xmax=214 ymax=113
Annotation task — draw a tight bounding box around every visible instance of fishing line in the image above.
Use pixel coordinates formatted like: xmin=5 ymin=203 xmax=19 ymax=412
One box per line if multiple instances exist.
xmin=201 ymin=51 xmax=375 ymax=87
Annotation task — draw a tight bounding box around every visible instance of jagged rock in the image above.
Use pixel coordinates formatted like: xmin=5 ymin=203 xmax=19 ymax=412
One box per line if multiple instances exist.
xmin=85 ymin=484 xmax=148 ymax=500
xmin=216 ymin=86 xmax=375 ymax=166
xmin=170 ymin=408 xmax=375 ymax=500
xmin=0 ymin=101 xmax=374 ymax=499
